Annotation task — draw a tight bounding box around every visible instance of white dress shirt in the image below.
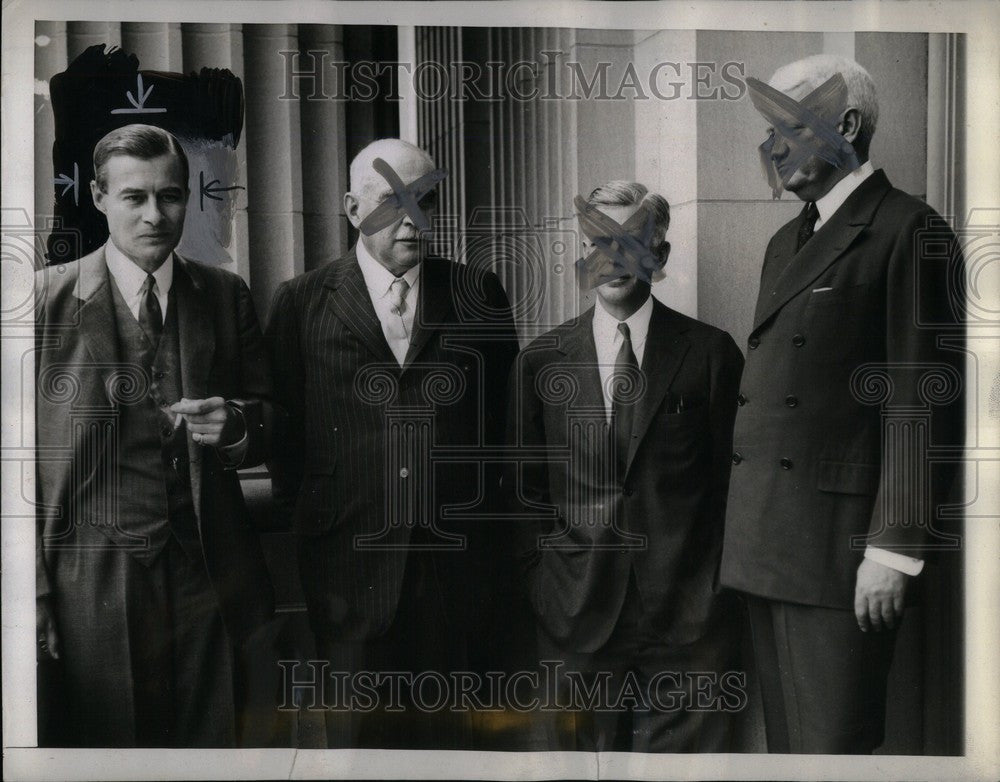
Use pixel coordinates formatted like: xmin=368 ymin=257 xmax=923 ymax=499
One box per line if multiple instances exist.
xmin=105 ymin=241 xmax=247 ymax=464
xmin=813 ymin=160 xmax=874 ymax=232
xmin=801 ymin=162 xmax=923 ymax=577
xmin=105 ymin=239 xmax=173 ymax=323
xmin=356 ymin=239 xmax=422 ymax=366
xmin=592 ymin=294 xmax=654 ymax=420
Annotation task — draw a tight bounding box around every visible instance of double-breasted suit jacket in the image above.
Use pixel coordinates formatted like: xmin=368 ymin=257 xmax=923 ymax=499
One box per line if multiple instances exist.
xmin=510 ymin=299 xmax=744 ymax=653
xmin=720 ymin=170 xmax=965 ymax=608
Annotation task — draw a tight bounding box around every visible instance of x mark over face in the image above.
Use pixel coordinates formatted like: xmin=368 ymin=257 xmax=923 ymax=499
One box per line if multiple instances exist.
xmin=358 ymin=157 xmax=449 ymax=236
xmin=746 ymin=73 xmax=861 ymax=198
xmin=574 ymin=195 xmax=664 ymax=290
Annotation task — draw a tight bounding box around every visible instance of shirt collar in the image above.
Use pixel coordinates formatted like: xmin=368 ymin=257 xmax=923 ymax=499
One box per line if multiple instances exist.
xmin=593 ymin=292 xmax=654 ymax=346
xmin=814 ymin=160 xmax=875 ymax=226
xmin=355 ymin=239 xmax=421 ymax=297
xmin=104 ymin=239 xmax=174 ymax=298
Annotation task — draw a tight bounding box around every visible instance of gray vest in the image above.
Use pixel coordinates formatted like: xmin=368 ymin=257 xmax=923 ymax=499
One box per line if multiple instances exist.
xmin=108 ymin=274 xmax=200 ymax=564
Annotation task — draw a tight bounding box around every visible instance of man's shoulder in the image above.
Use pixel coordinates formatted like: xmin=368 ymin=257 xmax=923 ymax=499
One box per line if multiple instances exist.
xmin=520 ymin=312 xmax=589 ymax=357
xmin=655 ymin=301 xmax=740 ymax=355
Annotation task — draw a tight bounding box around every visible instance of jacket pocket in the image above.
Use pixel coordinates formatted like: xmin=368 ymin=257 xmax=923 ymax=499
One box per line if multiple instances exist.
xmin=817 ymin=460 xmax=880 ymax=495
xmin=292 ymin=459 xmax=339 ymax=535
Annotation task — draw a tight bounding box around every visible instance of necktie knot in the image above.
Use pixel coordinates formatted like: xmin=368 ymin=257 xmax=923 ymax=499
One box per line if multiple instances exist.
xmin=797 ymin=202 xmax=819 ymax=251
xmin=617 ymin=321 xmax=631 ymax=342
xmin=389 ymin=277 xmax=411 ymax=315
xmin=141 ymin=273 xmax=157 ymax=296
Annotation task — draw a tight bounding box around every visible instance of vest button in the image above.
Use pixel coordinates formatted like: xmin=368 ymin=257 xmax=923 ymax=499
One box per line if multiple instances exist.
xmin=399 ymin=467 xmax=410 ymax=479
xmin=748 ymin=336 xmax=760 ymax=350
xmin=780 ymin=457 xmax=793 ymax=470
xmin=792 ymin=334 xmax=806 ymax=347
xmin=732 ymin=452 xmax=743 ymax=465
xmin=153 ymin=370 xmax=166 ymax=380
xmin=785 ymin=395 xmax=799 ymax=408
xmin=737 ymin=393 xmax=748 ymax=406
xmin=161 ymin=426 xmax=173 ymax=438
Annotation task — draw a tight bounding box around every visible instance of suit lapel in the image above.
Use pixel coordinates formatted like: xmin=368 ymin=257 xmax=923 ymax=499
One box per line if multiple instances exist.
xmin=558 ymin=308 xmax=606 ymax=414
xmin=403 ymin=257 xmax=452 ymax=369
xmin=174 ymin=255 xmax=216 ymax=401
xmin=75 ymin=248 xmax=123 ymax=402
xmin=626 ymin=301 xmax=689 ymax=473
xmin=323 ymin=249 xmax=397 ymax=366
xmin=752 ymin=170 xmax=893 ymax=332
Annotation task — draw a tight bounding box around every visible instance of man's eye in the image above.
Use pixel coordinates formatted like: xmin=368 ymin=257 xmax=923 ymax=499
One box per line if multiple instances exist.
xmin=160 ymin=193 xmax=182 ymax=204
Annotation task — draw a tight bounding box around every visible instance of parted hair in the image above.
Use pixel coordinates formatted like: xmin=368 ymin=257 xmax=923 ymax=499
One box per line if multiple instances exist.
xmin=586 ymin=180 xmax=671 ymax=266
xmin=93 ymin=124 xmax=190 ymax=193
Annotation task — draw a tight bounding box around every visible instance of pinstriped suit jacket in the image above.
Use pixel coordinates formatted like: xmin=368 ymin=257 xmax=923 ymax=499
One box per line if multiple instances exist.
xmin=265 ymin=248 xmax=520 ymax=641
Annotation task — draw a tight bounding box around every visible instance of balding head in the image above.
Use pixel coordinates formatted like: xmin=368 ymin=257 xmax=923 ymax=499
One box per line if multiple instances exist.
xmin=348 ymin=138 xmax=436 ymax=200
xmin=769 ymin=54 xmax=879 ymax=158
xmin=344 ymin=138 xmax=439 ymax=274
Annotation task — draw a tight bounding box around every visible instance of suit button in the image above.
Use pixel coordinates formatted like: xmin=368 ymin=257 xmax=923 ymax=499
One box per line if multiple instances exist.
xmin=785 ymin=395 xmax=799 ymax=408
xmin=747 ymin=336 xmax=760 ymax=350
xmin=731 ymin=452 xmax=743 ymax=465
xmin=737 ymin=393 xmax=748 ymax=406
xmin=780 ymin=457 xmax=793 ymax=470
xmin=623 ymin=486 xmax=633 ymax=497
xmin=161 ymin=426 xmax=173 ymax=438
xmin=792 ymin=334 xmax=806 ymax=347
xmin=399 ymin=467 xmax=410 ymax=478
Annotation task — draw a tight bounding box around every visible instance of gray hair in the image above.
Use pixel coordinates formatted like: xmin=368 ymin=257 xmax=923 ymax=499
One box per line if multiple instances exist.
xmin=586 ymin=180 xmax=670 ymax=265
xmin=769 ymin=54 xmax=879 ymax=157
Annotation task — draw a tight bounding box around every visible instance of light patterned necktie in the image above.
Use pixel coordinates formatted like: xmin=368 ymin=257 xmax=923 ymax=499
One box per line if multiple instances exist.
xmin=389 ymin=276 xmax=411 ymax=315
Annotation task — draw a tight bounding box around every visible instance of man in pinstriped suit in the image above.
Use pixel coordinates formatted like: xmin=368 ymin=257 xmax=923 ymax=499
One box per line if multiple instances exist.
xmin=265 ymin=139 xmax=520 ymax=749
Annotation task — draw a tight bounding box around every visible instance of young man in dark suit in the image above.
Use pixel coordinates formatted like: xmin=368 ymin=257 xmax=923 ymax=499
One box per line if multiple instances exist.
xmin=35 ymin=124 xmax=276 ymax=746
xmin=509 ymin=181 xmax=745 ymax=752
xmin=265 ymin=138 xmax=520 ymax=749
xmin=720 ymin=55 xmax=965 ymax=753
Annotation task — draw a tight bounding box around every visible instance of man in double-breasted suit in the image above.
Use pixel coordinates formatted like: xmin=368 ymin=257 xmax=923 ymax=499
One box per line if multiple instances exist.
xmin=35 ymin=124 xmax=275 ymax=746
xmin=720 ymin=55 xmax=965 ymax=753
xmin=510 ymin=181 xmax=745 ymax=752
xmin=265 ymin=138 xmax=520 ymax=748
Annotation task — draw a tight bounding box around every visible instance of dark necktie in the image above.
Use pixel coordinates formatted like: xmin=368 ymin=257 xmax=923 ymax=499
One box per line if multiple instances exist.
xmin=138 ymin=273 xmax=163 ymax=348
xmin=796 ymin=201 xmax=819 ymax=252
xmin=612 ymin=322 xmax=638 ymax=477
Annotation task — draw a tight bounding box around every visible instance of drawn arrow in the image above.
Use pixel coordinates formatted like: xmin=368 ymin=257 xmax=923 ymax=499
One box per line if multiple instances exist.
xmin=52 ymin=161 xmax=79 ymax=205
xmin=111 ymin=73 xmax=167 ymax=114
xmin=199 ymin=170 xmax=245 ymax=211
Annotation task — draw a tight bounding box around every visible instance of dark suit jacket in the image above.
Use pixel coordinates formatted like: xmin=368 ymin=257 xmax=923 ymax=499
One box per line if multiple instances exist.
xmin=720 ymin=170 xmax=965 ymax=609
xmin=265 ymin=249 xmax=520 ymax=642
xmin=35 ymin=246 xmax=276 ymax=644
xmin=510 ymin=298 xmax=744 ymax=653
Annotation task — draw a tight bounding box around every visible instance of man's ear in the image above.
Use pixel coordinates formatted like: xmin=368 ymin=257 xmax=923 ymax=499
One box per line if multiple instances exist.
xmin=343 ymin=192 xmax=362 ymax=229
xmin=90 ymin=181 xmax=107 ymax=215
xmin=839 ymin=107 xmax=862 ymax=146
xmin=658 ymin=240 xmax=671 ymax=269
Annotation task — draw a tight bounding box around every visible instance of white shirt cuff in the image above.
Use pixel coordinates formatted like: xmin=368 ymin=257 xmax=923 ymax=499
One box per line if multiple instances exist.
xmin=865 ymin=546 xmax=924 ymax=576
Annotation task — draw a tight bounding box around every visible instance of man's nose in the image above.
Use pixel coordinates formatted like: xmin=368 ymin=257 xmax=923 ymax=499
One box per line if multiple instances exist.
xmin=141 ymin=198 xmax=165 ymax=224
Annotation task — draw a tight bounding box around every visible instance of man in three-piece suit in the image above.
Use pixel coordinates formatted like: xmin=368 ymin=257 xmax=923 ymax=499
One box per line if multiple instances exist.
xmin=35 ymin=124 xmax=276 ymax=746
xmin=510 ymin=181 xmax=745 ymax=752
xmin=265 ymin=138 xmax=520 ymax=748
xmin=720 ymin=55 xmax=965 ymax=753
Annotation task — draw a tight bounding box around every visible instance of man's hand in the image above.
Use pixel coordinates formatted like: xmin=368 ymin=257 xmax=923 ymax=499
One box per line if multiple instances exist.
xmin=37 ymin=597 xmax=59 ymax=660
xmin=854 ymin=558 xmax=908 ymax=633
xmin=170 ymin=397 xmax=244 ymax=448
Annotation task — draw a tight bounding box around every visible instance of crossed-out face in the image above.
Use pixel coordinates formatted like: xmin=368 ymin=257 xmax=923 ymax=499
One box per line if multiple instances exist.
xmin=346 ymin=145 xmax=439 ymax=275
xmin=91 ymin=153 xmax=188 ymax=272
xmin=755 ymin=72 xmax=859 ymax=202
xmin=585 ymin=202 xmax=657 ymax=309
